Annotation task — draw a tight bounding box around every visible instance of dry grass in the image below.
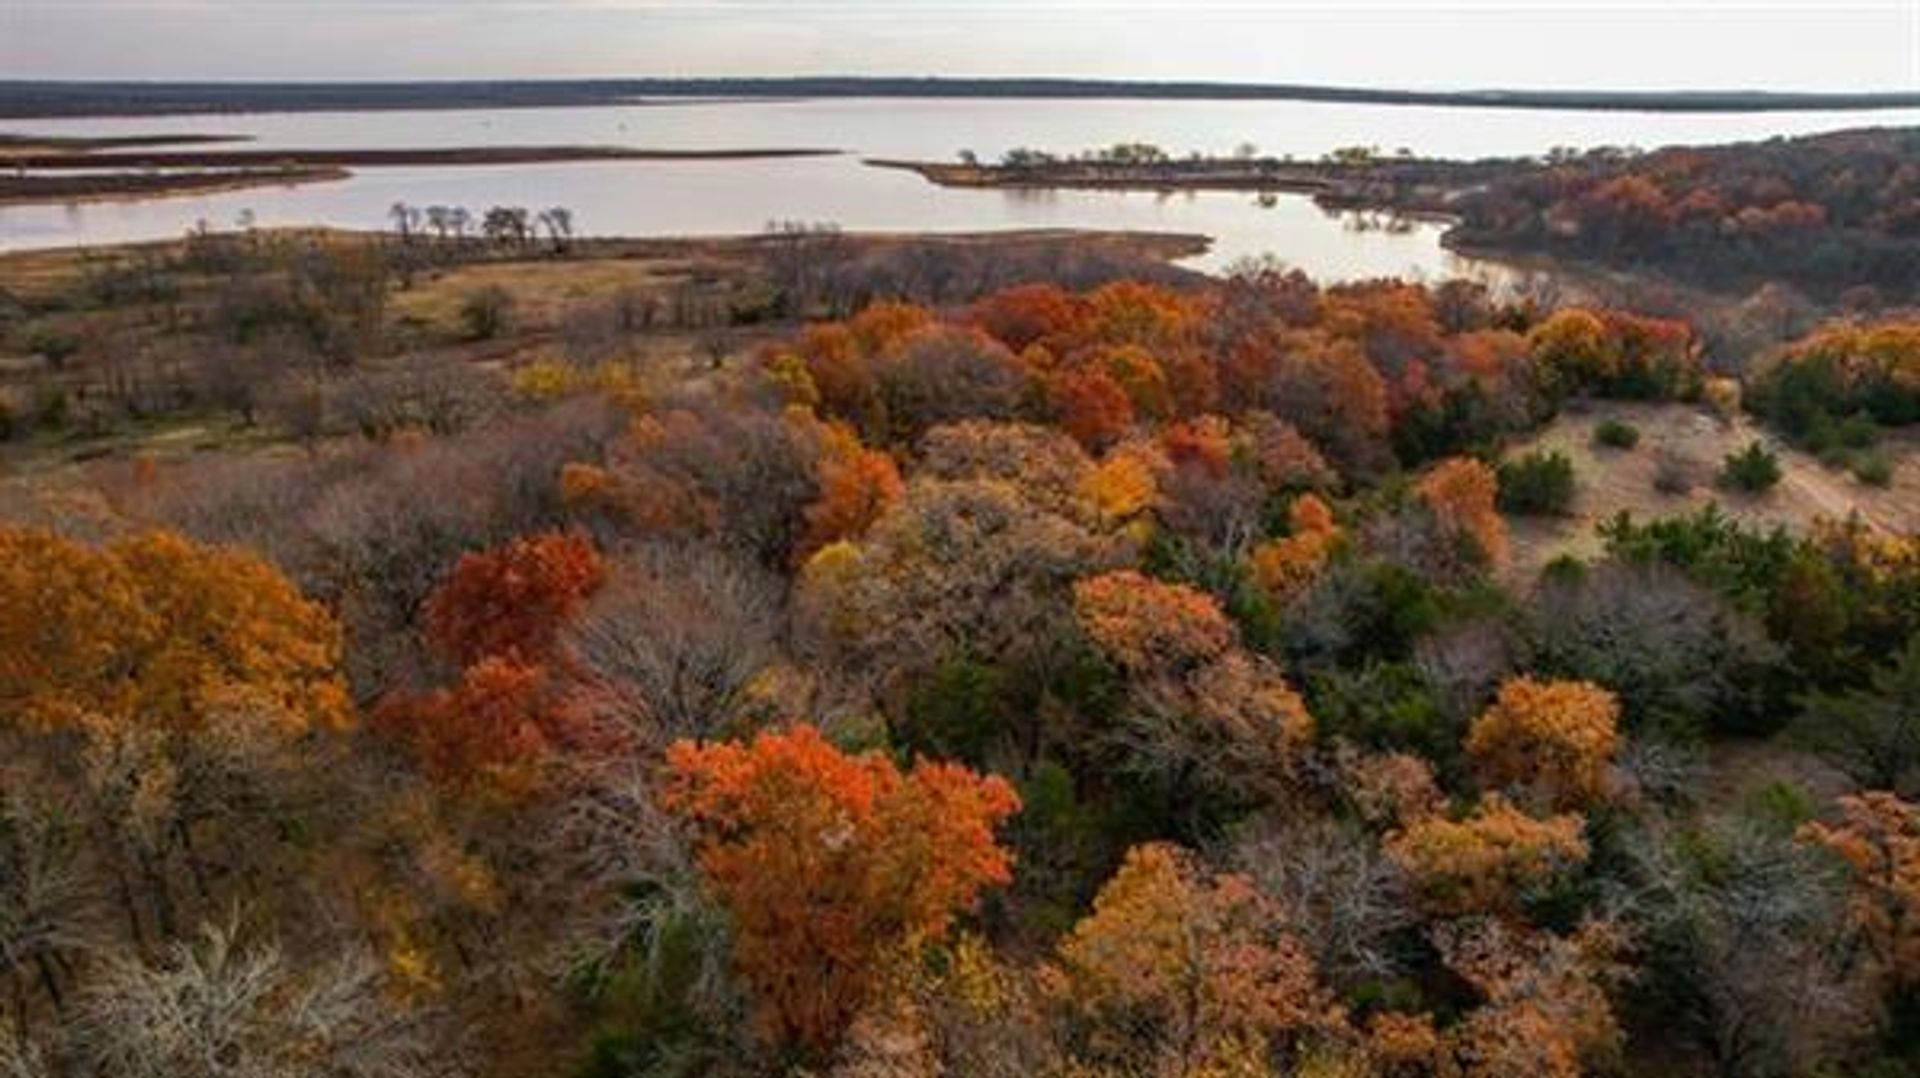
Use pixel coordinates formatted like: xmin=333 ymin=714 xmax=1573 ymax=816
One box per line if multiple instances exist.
xmin=1499 ymin=400 xmax=1920 ymax=582
xmin=390 ymin=256 xmax=695 ymax=335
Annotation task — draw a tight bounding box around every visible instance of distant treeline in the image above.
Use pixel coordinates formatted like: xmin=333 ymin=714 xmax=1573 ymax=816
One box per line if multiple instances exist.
xmin=1449 ymin=125 xmax=1920 ymax=299
xmin=5 ymin=77 xmax=1920 ymax=118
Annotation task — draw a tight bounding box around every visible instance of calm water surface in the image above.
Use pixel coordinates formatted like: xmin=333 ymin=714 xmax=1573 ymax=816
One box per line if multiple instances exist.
xmin=5 ymin=98 xmax=1916 ymax=277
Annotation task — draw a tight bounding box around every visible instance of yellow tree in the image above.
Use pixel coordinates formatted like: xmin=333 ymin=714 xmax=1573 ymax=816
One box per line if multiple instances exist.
xmin=1051 ymin=842 xmax=1339 ymax=1072
xmin=1466 ymin=677 xmax=1621 ymax=810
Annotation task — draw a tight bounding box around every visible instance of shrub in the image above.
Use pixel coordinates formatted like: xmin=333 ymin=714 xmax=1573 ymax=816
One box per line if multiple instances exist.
xmin=1653 ymin=450 xmax=1695 ymax=495
xmin=1496 ymin=450 xmax=1577 ymax=516
xmin=460 ymin=284 xmax=515 ymax=340
xmin=1852 ymin=451 xmax=1894 ymax=488
xmin=1593 ymin=418 xmax=1640 ymax=449
xmin=1719 ymin=441 xmax=1782 ymax=493
xmin=30 ymin=382 xmax=68 ymax=431
xmin=23 ymin=324 xmax=81 ymax=369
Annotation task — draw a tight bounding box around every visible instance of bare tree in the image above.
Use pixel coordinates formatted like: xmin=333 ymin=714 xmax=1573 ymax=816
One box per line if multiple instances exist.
xmin=0 ymin=792 xmax=106 ymax=1025
xmin=536 ymin=207 xmax=575 ymax=254
xmin=1232 ymin=817 xmax=1416 ymax=992
xmin=388 ymin=202 xmax=420 ymax=245
xmin=570 ymin=543 xmax=781 ymax=746
xmin=70 ymin=922 xmax=442 ymax=1078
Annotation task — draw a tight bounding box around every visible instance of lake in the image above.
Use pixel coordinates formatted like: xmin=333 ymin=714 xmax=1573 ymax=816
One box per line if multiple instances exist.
xmin=5 ymin=97 xmax=1917 ymax=277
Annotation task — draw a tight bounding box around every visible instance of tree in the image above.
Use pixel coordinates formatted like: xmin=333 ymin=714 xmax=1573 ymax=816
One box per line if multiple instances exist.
xmin=1719 ymin=441 xmax=1782 ymax=494
xmin=481 ymin=205 xmax=531 ymax=245
xmin=872 ymin=326 xmax=1026 ymax=444
xmin=1072 ymin=570 xmax=1236 ymax=674
xmin=1078 ymin=442 xmax=1164 ymax=526
xmin=799 ymin=432 xmax=904 ymax=562
xmin=388 ymin=201 xmax=420 ymax=244
xmin=1495 ymin=450 xmax=1576 ymax=516
xmin=1233 ymin=818 xmax=1418 ymax=992
xmin=1623 ymin=817 xmax=1866 ymax=1076
xmin=1799 ymin=792 xmax=1920 ymax=993
xmin=1050 ymin=368 xmax=1135 ymax=452
xmin=662 ymin=725 xmax=1020 ymax=1056
xmin=1251 ymin=494 xmax=1341 ymax=602
xmin=569 ymin=543 xmax=780 ymax=746
xmin=537 ymin=206 xmax=575 ymax=253
xmin=70 ymin=922 xmax=433 ymax=1078
xmin=1796 ymin=634 xmax=1920 ymax=796
xmin=0 ymin=528 xmax=349 ymax=733
xmin=0 ymin=792 xmax=103 ymax=1022
xmin=374 ymin=656 xmax=589 ymax=793
xmin=1528 ymin=558 xmax=1784 ymax=737
xmin=459 ymin=285 xmax=514 ymax=340
xmin=798 ymin=476 xmax=1120 ymax=699
xmin=1050 ymin=842 xmax=1337 ymax=1072
xmin=421 ymin=530 xmax=606 ymax=667
xmin=1417 ymin=457 xmax=1507 ymax=567
xmin=1433 ymin=918 xmax=1624 ymax=1078
xmin=1074 ymin=571 xmax=1314 ymax=807
xmin=1466 ymin=677 xmax=1621 ymax=810
xmin=1385 ymin=795 xmax=1588 ymax=918
xmin=583 ymin=400 xmax=828 ymax=567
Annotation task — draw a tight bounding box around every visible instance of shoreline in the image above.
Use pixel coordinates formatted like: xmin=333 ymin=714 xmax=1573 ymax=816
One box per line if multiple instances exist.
xmin=863 ymin=155 xmax=1488 ymax=219
xmin=0 ymin=225 xmax=1213 ymax=267
xmin=6 ymin=79 xmax=1920 ymax=119
xmin=864 ymin=157 xmax=1339 ymax=195
xmin=7 ymin=145 xmax=841 ymax=170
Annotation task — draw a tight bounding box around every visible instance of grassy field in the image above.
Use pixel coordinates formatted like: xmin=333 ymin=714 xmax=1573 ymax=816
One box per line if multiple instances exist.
xmin=1499 ymin=399 xmax=1920 ymax=582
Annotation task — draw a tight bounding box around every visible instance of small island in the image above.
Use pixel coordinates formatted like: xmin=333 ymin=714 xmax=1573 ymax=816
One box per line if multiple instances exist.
xmin=0 ymin=140 xmax=843 ymax=205
xmin=867 ymin=142 xmax=1514 ymax=218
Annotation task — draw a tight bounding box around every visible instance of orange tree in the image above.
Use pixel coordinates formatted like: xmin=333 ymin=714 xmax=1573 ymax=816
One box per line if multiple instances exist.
xmin=1385 ymin=794 xmax=1589 ymax=918
xmin=1466 ymin=677 xmax=1621 ymax=810
xmin=1799 ymin=791 xmax=1920 ymax=993
xmin=1418 ymin=456 xmax=1508 ymax=567
xmin=0 ymin=526 xmax=349 ymax=732
xmin=661 ymin=724 xmax=1020 ymax=1056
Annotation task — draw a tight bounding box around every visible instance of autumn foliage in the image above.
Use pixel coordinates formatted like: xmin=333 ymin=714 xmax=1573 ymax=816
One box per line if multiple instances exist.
xmin=1467 ymin=677 xmax=1621 ymax=810
xmin=373 ymin=656 xmax=589 ymax=793
xmin=1799 ymin=791 xmax=1920 ymax=991
xmin=1386 ymin=795 xmax=1589 ymax=917
xmin=661 ymin=724 xmax=1020 ymax=1053
xmin=1051 ymin=842 xmax=1337 ymax=1068
xmin=1434 ymin=919 xmax=1625 ymax=1078
xmin=0 ymin=526 xmax=349 ymax=732
xmin=797 ymin=426 xmax=905 ymax=561
xmin=421 ymin=530 xmax=606 ymax=666
xmin=1072 ymin=569 xmax=1237 ymax=673
xmin=1250 ymin=493 xmax=1341 ymax=601
xmin=1418 ymin=456 xmax=1508 ymax=566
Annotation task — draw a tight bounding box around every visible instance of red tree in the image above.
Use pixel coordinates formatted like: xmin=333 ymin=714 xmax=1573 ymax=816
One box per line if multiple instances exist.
xmin=422 ymin=531 xmax=606 ymax=667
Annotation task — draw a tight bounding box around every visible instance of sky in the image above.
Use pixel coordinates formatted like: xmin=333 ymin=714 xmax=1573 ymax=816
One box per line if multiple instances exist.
xmin=3 ymin=0 xmax=1918 ymax=90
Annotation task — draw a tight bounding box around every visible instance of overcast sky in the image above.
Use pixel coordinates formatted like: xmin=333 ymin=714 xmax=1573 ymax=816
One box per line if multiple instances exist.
xmin=4 ymin=1 xmax=1918 ymax=89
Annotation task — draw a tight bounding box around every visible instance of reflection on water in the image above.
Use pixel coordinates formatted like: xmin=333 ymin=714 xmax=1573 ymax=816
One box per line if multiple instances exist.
xmin=6 ymin=97 xmax=1913 ymax=281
